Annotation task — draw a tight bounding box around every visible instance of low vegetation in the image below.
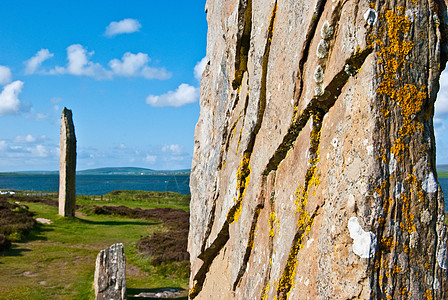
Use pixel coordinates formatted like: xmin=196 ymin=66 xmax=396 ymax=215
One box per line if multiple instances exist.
xmin=0 ymin=191 xmax=190 ymax=299
xmin=0 ymin=197 xmax=36 ymax=249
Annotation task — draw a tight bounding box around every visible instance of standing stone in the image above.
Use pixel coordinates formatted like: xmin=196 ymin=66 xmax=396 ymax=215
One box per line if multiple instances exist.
xmin=94 ymin=243 xmax=127 ymax=300
xmin=189 ymin=0 xmax=448 ymax=299
xmin=58 ymin=107 xmax=77 ymax=217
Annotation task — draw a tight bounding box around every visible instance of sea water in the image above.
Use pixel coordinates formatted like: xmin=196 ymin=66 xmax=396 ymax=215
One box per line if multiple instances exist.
xmin=0 ymin=174 xmax=190 ymax=195
xmin=1 ymin=175 xmax=448 ymax=211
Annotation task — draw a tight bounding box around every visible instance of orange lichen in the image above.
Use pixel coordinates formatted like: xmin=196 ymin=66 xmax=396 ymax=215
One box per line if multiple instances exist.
xmin=424 ymin=289 xmax=433 ymax=300
xmin=381 ymin=236 xmax=398 ymax=249
xmin=375 ymin=8 xmax=427 ymax=162
xmin=399 ymin=194 xmax=416 ymax=233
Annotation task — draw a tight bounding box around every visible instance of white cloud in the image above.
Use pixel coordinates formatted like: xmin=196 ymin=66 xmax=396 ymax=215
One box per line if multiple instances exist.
xmin=105 ymin=18 xmax=141 ymax=37
xmin=15 ymin=134 xmax=36 ymax=143
xmin=194 ymin=57 xmax=207 ymax=81
xmin=146 ymin=83 xmax=199 ymax=107
xmin=0 ymin=81 xmax=24 ymax=116
xmin=24 ymin=49 xmax=54 ymax=74
xmin=33 ymin=145 xmax=48 ymax=157
xmin=0 ymin=66 xmax=12 ymax=85
xmin=144 ymin=154 xmax=157 ymax=163
xmin=14 ymin=134 xmax=46 ymax=143
xmin=108 ymin=52 xmax=171 ymax=79
xmin=0 ymin=140 xmax=7 ymax=151
xmin=51 ymin=97 xmax=62 ymax=103
xmin=50 ymin=44 xmax=111 ymax=79
xmin=162 ymin=144 xmax=181 ymax=154
xmin=47 ymin=44 xmax=169 ymax=80
xmin=436 ymin=69 xmax=448 ymax=118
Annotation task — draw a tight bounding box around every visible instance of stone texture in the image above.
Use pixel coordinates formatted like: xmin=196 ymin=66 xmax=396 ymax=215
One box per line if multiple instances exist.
xmin=58 ymin=107 xmax=76 ymax=217
xmin=189 ymin=0 xmax=448 ymax=299
xmin=94 ymin=243 xmax=127 ymax=300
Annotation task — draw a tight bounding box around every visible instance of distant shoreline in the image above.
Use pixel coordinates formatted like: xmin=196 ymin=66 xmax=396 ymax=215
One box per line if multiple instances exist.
xmin=0 ymin=167 xmax=191 ymax=176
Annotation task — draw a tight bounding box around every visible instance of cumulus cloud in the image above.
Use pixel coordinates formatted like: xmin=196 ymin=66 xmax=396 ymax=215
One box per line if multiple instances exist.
xmin=162 ymin=144 xmax=181 ymax=154
xmin=436 ymin=70 xmax=448 ymax=119
xmin=0 ymin=140 xmax=7 ymax=151
xmin=0 ymin=66 xmax=12 ymax=85
xmin=14 ymin=134 xmax=47 ymax=143
xmin=194 ymin=57 xmax=207 ymax=81
xmin=24 ymin=49 xmax=54 ymax=74
xmin=105 ymin=18 xmax=141 ymax=37
xmin=50 ymin=44 xmax=111 ymax=79
xmin=109 ymin=52 xmax=171 ymax=79
xmin=144 ymin=154 xmax=157 ymax=163
xmin=146 ymin=83 xmax=199 ymax=107
xmin=0 ymin=81 xmax=24 ymax=116
xmin=46 ymin=44 xmax=169 ymax=80
xmin=33 ymin=144 xmax=49 ymax=157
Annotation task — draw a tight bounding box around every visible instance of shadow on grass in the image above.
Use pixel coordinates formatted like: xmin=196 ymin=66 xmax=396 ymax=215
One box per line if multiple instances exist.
xmin=76 ymin=218 xmax=158 ymax=227
xmin=127 ymin=287 xmax=187 ymax=300
xmin=0 ymin=244 xmax=32 ymax=257
xmin=24 ymin=223 xmax=52 ymax=242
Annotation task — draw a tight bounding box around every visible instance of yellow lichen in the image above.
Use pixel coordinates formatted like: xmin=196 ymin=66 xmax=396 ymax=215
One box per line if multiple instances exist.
xmin=261 ymin=282 xmax=270 ymax=300
xmin=269 ymin=212 xmax=280 ymax=237
xmin=277 ymin=113 xmax=322 ymax=299
xmin=228 ymin=152 xmax=251 ymax=224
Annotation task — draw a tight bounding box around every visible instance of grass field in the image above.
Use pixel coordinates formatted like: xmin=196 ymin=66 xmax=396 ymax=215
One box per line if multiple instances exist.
xmin=0 ymin=191 xmax=189 ymax=299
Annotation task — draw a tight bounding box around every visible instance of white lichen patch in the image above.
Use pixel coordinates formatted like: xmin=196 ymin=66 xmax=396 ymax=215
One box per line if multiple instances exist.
xmin=315 ymin=84 xmax=324 ymax=96
xmin=331 ymin=137 xmax=338 ymax=148
xmin=314 ymin=65 xmax=324 ymax=83
xmin=344 ymin=64 xmax=356 ymax=77
xmin=410 ymin=231 xmax=419 ymax=249
xmin=393 ymin=182 xmax=402 ymax=199
xmin=307 ymin=238 xmax=314 ymax=249
xmin=364 ymin=8 xmax=378 ymax=26
xmin=317 ymin=40 xmax=329 ymax=59
xmin=304 ymin=278 xmax=310 ymax=286
xmin=420 ymin=210 xmax=432 ymax=225
xmin=388 ymin=154 xmax=397 ymax=174
xmin=437 ymin=247 xmax=447 ymax=270
xmin=434 ymin=277 xmax=440 ymax=290
xmin=366 ymin=145 xmax=373 ymax=155
xmin=321 ymin=21 xmax=334 ymax=40
xmin=422 ymin=172 xmax=438 ymax=193
xmin=347 ymin=194 xmax=355 ymax=209
xmin=348 ymin=217 xmax=377 ymax=258
xmin=405 ymin=9 xmax=418 ymax=22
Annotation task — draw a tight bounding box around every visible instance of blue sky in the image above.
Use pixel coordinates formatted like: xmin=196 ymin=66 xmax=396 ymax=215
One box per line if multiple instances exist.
xmin=1 ymin=2 xmax=448 ymax=172
xmin=0 ymin=0 xmax=207 ymax=171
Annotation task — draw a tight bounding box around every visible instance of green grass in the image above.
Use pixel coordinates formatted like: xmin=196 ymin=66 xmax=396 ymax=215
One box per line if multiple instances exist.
xmin=0 ymin=193 xmax=189 ymax=299
xmin=78 ymin=190 xmax=190 ymax=211
xmin=438 ymin=172 xmax=448 ymax=178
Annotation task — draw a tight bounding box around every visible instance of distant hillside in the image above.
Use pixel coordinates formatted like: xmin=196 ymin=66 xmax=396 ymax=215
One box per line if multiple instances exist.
xmin=1 ymin=167 xmax=190 ymax=176
xmin=77 ymin=167 xmax=190 ymax=175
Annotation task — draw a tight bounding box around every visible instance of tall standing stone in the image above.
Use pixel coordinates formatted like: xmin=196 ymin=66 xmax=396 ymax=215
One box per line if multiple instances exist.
xmin=58 ymin=107 xmax=77 ymax=217
xmin=189 ymin=0 xmax=448 ymax=299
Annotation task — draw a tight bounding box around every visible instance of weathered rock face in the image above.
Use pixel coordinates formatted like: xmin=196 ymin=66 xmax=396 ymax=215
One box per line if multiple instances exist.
xmin=189 ymin=0 xmax=448 ymax=299
xmin=94 ymin=243 xmax=127 ymax=300
xmin=58 ymin=107 xmax=76 ymax=217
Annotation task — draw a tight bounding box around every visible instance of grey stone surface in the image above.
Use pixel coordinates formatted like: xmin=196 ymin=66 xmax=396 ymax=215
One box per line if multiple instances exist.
xmin=189 ymin=0 xmax=448 ymax=299
xmin=94 ymin=243 xmax=127 ymax=300
xmin=58 ymin=107 xmax=76 ymax=217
